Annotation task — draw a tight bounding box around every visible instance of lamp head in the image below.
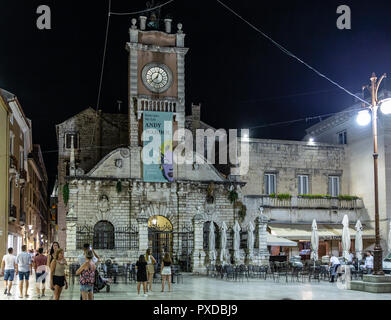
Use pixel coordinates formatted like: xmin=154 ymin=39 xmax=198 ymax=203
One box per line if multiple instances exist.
xmin=380 ymin=98 xmax=391 ymax=115
xmin=356 ymin=110 xmax=371 ymax=126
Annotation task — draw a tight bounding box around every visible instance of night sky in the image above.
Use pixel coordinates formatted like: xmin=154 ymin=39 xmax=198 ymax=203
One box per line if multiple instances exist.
xmin=2 ymin=0 xmax=391 ymax=189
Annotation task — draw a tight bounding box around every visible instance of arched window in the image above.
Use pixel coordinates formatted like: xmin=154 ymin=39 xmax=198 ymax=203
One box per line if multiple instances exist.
xmin=93 ymin=221 xmax=114 ymax=249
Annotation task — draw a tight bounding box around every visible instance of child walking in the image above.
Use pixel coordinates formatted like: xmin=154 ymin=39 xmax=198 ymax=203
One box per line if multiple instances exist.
xmin=136 ymin=255 xmax=148 ymax=296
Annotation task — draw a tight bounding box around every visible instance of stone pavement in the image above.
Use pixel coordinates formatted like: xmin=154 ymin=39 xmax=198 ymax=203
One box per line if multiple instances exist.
xmin=1 ymin=273 xmax=391 ymax=300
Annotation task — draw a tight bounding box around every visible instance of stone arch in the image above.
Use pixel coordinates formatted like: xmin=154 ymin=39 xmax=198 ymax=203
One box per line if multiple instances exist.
xmin=143 ymin=202 xmax=178 ymax=230
xmin=90 ymin=211 xmax=120 ymax=229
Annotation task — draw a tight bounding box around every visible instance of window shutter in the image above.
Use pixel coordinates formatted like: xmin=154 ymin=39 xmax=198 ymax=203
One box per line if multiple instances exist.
xmin=328 ymin=177 xmax=332 ymax=196
xmin=271 ymin=174 xmax=276 ymax=193
xmin=264 ymin=174 xmax=268 ymax=194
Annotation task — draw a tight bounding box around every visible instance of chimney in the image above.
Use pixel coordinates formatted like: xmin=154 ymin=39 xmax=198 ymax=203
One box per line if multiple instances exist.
xmin=164 ymin=18 xmax=172 ymax=33
xmin=139 ymin=16 xmax=147 ymax=30
xmin=192 ymin=103 xmax=201 ymax=136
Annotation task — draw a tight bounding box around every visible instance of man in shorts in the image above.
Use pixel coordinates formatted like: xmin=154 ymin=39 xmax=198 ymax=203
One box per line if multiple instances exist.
xmin=15 ymin=245 xmax=32 ymax=298
xmin=33 ymin=247 xmax=47 ymax=298
xmin=1 ymin=248 xmax=17 ymax=296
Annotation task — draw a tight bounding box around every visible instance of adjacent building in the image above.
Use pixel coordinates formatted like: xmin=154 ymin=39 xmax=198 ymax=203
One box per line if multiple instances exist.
xmin=0 ymin=92 xmax=11 ymax=257
xmin=0 ymin=89 xmax=50 ymax=255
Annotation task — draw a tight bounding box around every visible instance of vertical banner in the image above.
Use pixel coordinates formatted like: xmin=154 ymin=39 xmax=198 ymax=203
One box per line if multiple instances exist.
xmin=143 ymin=111 xmax=174 ymax=182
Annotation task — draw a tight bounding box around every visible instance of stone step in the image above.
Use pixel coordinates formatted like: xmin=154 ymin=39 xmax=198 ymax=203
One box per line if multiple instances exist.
xmin=351 ymin=280 xmax=391 ymax=293
xmin=363 ymin=274 xmax=391 ymax=283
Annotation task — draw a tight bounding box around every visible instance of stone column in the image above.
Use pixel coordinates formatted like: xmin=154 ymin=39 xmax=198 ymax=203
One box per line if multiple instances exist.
xmin=65 ymin=204 xmax=77 ymax=261
xmin=257 ymin=214 xmax=270 ymax=266
xmin=192 ymin=215 xmax=206 ymax=274
xmin=137 ymin=216 xmax=148 ymax=256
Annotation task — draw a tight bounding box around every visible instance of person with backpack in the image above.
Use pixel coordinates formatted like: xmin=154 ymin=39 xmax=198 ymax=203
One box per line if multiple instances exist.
xmin=76 ymin=250 xmax=96 ymax=300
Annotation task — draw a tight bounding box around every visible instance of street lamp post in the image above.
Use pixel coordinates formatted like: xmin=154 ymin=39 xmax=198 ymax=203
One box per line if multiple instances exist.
xmin=359 ymin=72 xmax=391 ymax=275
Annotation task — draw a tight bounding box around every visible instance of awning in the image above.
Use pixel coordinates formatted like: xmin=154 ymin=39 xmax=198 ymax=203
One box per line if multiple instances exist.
xmin=269 ymin=223 xmax=375 ymax=241
xmin=267 ymin=234 xmax=297 ymax=247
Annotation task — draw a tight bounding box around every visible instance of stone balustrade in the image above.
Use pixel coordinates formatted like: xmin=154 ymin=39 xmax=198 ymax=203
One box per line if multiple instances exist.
xmin=259 ymin=196 xmax=364 ymax=210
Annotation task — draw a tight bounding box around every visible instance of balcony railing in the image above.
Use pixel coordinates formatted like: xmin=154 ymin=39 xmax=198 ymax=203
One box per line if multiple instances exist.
xmin=258 ymin=196 xmax=364 ymax=210
xmin=9 ymin=155 xmax=17 ymax=174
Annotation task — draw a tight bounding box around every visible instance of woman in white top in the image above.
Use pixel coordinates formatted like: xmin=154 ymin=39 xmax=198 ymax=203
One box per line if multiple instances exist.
xmin=145 ymin=249 xmax=156 ymax=292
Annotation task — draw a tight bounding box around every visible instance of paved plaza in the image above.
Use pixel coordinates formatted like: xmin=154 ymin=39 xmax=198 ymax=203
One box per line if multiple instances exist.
xmin=1 ymin=274 xmax=391 ymax=300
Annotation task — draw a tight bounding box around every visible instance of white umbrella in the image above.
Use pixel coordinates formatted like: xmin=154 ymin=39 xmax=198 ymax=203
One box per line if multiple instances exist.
xmin=310 ymin=219 xmax=319 ymax=262
xmin=233 ymin=221 xmax=241 ymax=262
xmin=247 ymin=221 xmax=255 ymax=259
xmin=209 ymin=222 xmax=216 ymax=261
xmin=342 ymin=215 xmax=351 ymax=261
xmin=355 ymin=220 xmax=363 ymax=261
xmin=220 ymin=221 xmax=227 ymax=262
xmin=388 ymin=221 xmax=391 ymax=253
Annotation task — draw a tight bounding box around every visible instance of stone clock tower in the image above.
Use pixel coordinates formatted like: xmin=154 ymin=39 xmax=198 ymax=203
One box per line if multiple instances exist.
xmin=126 ymin=16 xmax=188 ymax=178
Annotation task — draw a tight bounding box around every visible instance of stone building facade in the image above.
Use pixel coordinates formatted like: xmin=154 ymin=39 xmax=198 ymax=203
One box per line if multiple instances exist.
xmin=305 ymin=91 xmax=391 ymax=255
xmin=26 ymin=145 xmax=50 ymax=250
xmin=55 ymin=15 xmax=371 ymax=272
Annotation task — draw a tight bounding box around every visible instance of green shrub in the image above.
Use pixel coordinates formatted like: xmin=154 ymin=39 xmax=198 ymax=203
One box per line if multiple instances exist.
xmin=62 ymin=183 xmax=69 ymax=206
xmin=116 ymin=180 xmax=122 ymax=193
xmin=269 ymin=193 xmax=291 ymax=200
xmin=338 ymin=195 xmax=360 ymax=201
xmin=228 ymin=190 xmax=239 ymax=204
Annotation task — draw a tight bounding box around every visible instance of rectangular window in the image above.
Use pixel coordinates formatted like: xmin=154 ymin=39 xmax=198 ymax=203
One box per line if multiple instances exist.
xmin=264 ymin=173 xmax=276 ymax=194
xmin=328 ymin=176 xmax=340 ymax=197
xmin=65 ymin=133 xmax=78 ymax=149
xmin=338 ymin=130 xmax=347 ymax=145
xmin=298 ymin=175 xmax=309 ymax=195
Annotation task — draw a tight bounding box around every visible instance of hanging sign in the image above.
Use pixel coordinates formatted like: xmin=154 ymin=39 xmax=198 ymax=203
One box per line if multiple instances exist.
xmin=142 ymin=111 xmax=174 ymax=182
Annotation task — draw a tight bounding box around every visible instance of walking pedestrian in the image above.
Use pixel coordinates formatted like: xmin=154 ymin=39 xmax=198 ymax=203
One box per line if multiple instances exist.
xmin=50 ymin=248 xmax=68 ymax=300
xmin=329 ymin=254 xmax=341 ymax=283
xmin=1 ymin=248 xmax=17 ymax=296
xmin=136 ymin=255 xmax=148 ymax=296
xmin=364 ymin=251 xmax=374 ymax=274
xmin=76 ymin=250 xmax=96 ymax=300
xmin=33 ymin=247 xmax=47 ymax=298
xmin=161 ymin=253 xmax=172 ymax=292
xmin=146 ymin=248 xmax=156 ymax=292
xmin=47 ymin=242 xmax=60 ymax=267
xmin=15 ymin=245 xmax=32 ymax=298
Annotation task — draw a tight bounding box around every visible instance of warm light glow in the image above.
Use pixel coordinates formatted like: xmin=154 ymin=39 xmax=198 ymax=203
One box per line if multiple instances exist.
xmin=356 ymin=110 xmax=371 ymax=126
xmin=152 ymin=218 xmax=157 ymax=225
xmin=380 ymin=98 xmax=391 ymax=115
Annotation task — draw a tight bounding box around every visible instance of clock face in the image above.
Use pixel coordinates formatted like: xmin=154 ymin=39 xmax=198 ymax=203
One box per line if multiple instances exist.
xmin=146 ymin=67 xmax=168 ymax=89
xmin=142 ymin=63 xmax=173 ymax=93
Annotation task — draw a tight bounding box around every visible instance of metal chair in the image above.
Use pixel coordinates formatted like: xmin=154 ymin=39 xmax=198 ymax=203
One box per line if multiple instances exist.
xmin=172 ymin=265 xmax=183 ymax=284
xmin=309 ymin=266 xmax=321 ymax=282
